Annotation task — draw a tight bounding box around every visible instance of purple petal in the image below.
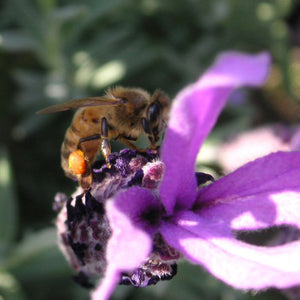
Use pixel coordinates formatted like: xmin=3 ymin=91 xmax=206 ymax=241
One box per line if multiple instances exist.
xmin=160 ymin=52 xmax=271 ymax=215
xmin=197 ymin=152 xmax=300 ymax=230
xmin=161 ymin=211 xmax=300 ymax=289
xmin=91 ymin=267 xmax=119 ymax=300
xmin=198 ymin=151 xmax=300 ymax=200
xmin=198 ymin=190 xmax=300 ymax=231
xmin=91 ymin=191 xmax=152 ymax=300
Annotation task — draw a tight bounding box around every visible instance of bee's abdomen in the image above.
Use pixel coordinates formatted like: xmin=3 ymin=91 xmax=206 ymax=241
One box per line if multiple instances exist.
xmin=61 ymin=124 xmax=82 ymax=179
xmin=60 ymin=108 xmax=102 ymax=179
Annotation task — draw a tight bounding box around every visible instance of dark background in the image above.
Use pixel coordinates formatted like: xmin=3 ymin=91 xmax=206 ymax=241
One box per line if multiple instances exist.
xmin=0 ymin=0 xmax=300 ymax=299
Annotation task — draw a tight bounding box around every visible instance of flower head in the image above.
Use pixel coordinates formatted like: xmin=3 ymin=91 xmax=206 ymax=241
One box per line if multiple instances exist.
xmin=55 ymin=52 xmax=300 ymax=300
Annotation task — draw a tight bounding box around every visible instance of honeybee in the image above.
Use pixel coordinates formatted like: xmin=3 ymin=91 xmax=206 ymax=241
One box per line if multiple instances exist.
xmin=37 ymin=86 xmax=170 ymax=189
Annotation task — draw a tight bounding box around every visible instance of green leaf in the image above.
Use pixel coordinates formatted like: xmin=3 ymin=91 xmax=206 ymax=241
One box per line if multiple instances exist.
xmin=0 ymin=146 xmax=18 ymax=247
xmin=0 ymin=30 xmax=37 ymax=52
xmin=0 ymin=269 xmax=26 ymax=300
xmin=6 ymin=0 xmax=46 ymax=40
xmin=66 ymin=0 xmax=126 ymax=45
xmin=51 ymin=5 xmax=88 ymax=23
xmin=5 ymin=228 xmax=70 ymax=280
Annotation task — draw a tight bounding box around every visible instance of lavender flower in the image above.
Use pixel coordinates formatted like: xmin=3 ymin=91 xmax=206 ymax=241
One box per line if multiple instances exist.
xmin=218 ymin=124 xmax=300 ymax=172
xmin=56 ymin=52 xmax=300 ymax=300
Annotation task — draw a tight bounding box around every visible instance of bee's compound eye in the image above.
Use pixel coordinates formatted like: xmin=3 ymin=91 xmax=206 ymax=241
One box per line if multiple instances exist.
xmin=68 ymin=150 xmax=87 ymax=175
xmin=147 ymin=102 xmax=161 ymax=124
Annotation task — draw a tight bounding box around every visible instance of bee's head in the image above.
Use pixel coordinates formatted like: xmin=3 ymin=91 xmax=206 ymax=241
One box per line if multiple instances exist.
xmin=107 ymin=86 xmax=170 ymax=147
xmin=147 ymin=90 xmax=169 ymax=142
xmin=142 ymin=90 xmax=170 ymax=148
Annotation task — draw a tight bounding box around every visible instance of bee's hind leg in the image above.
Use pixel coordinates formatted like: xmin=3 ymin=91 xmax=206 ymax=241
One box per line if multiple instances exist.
xmin=75 ymin=134 xmax=101 ymax=189
xmin=79 ymin=172 xmax=93 ymax=191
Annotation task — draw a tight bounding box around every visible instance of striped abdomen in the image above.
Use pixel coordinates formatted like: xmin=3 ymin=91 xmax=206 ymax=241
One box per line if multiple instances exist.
xmin=61 ymin=107 xmax=102 ymax=179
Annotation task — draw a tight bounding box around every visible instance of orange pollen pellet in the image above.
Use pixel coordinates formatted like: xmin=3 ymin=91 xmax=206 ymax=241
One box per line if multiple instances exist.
xmin=68 ymin=150 xmax=87 ymax=175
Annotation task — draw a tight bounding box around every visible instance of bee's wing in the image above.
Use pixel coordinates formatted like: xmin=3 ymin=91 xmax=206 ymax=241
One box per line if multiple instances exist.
xmin=36 ymin=97 xmax=124 ymax=114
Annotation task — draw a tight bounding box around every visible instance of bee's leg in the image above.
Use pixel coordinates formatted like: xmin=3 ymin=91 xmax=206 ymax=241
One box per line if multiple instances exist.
xmin=76 ymin=134 xmax=101 ymax=190
xmin=141 ymin=118 xmax=157 ymax=150
xmin=119 ymin=137 xmax=157 ymax=154
xmin=77 ymin=134 xmax=101 ymax=150
xmin=119 ymin=137 xmax=145 ymax=152
xmin=79 ymin=173 xmax=93 ymax=190
xmin=101 ymin=117 xmax=111 ymax=167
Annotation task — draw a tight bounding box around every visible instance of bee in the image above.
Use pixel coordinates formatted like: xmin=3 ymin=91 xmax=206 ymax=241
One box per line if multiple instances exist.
xmin=37 ymin=86 xmax=170 ymax=189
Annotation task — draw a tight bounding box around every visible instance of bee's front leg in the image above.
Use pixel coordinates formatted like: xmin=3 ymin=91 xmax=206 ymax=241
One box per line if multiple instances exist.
xmin=141 ymin=118 xmax=158 ymax=151
xmin=119 ymin=137 xmax=158 ymax=154
xmin=119 ymin=137 xmax=144 ymax=152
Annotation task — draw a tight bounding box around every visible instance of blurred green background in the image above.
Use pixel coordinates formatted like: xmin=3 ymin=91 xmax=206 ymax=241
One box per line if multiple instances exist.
xmin=1 ymin=0 xmax=300 ymax=299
